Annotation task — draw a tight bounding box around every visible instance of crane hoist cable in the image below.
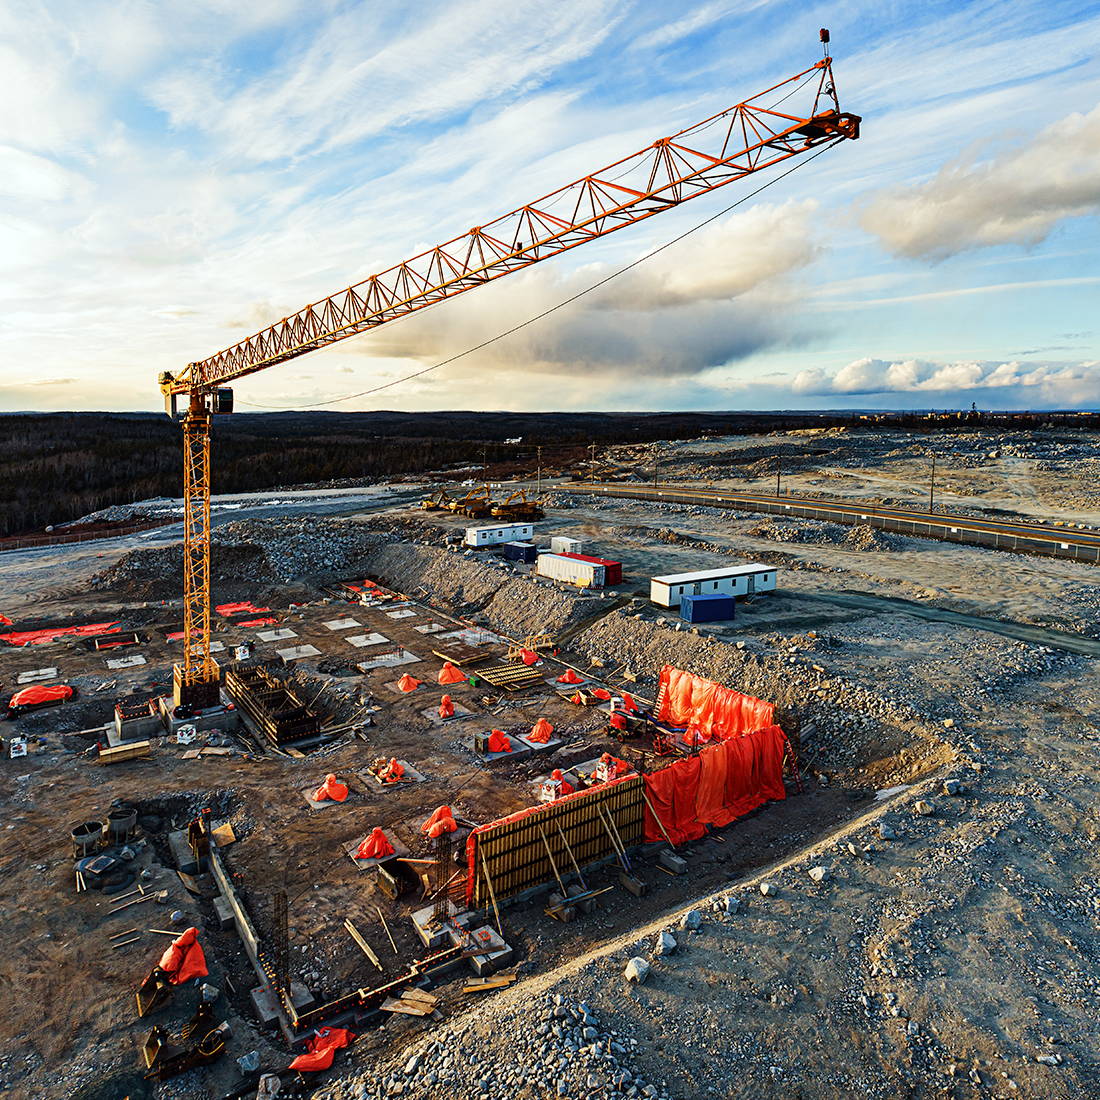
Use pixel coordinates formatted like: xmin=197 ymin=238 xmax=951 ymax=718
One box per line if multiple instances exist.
xmin=157 ymin=33 xmax=861 ymax=707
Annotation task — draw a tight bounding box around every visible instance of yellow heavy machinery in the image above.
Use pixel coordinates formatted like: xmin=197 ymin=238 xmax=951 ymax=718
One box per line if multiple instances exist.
xmin=490 ymin=490 xmax=545 ymax=521
xmin=421 ymin=489 xmax=452 ymax=511
xmin=157 ymin=36 xmax=859 ymax=707
xmin=451 ymin=486 xmax=494 ymax=518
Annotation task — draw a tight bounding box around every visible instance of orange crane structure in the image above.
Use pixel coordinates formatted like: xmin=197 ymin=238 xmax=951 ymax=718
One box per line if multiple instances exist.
xmin=158 ymin=34 xmax=860 ymax=707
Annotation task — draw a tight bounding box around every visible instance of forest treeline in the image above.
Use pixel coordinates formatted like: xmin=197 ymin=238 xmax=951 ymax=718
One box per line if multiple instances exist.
xmin=0 ymin=409 xmax=1094 ymax=537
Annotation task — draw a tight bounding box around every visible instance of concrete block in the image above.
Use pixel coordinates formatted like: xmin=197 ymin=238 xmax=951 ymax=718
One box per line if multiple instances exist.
xmin=619 ymin=872 xmax=648 ymax=897
xmin=323 ymin=618 xmax=362 ymax=631
xmin=213 ymin=895 xmax=236 ymax=931
xmin=658 ymin=850 xmax=688 ymax=875
xmin=16 ymin=668 xmax=58 ymax=685
xmin=345 ymin=632 xmax=389 ymax=648
xmin=257 ymin=628 xmax=297 ymax=642
xmin=359 ymin=650 xmax=421 ymax=672
xmin=250 ymin=981 xmax=315 ymax=1025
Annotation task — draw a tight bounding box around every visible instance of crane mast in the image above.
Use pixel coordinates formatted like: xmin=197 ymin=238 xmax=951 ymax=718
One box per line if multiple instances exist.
xmin=159 ymin=39 xmax=860 ymax=708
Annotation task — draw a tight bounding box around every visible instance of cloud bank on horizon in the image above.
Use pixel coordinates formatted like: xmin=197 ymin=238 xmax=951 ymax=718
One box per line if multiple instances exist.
xmin=0 ymin=0 xmax=1098 ymax=413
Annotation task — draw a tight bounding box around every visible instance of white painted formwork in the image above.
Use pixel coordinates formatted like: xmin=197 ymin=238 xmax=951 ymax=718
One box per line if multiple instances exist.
xmin=649 ymin=564 xmax=777 ymax=608
xmin=535 ymin=553 xmax=605 ymax=588
xmin=463 ymin=522 xmax=535 ymax=548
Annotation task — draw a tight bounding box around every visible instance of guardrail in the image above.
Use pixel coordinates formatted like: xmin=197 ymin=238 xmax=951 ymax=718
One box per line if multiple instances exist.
xmin=0 ymin=519 xmax=172 ymax=553
xmin=571 ymin=483 xmax=1100 ymax=566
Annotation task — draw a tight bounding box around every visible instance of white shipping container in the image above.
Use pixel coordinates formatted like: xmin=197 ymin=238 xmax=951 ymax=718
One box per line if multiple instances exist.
xmin=550 ymin=536 xmax=583 ymax=555
xmin=464 ymin=522 xmax=535 ymax=547
xmin=536 ymin=553 xmax=605 ymax=588
xmin=649 ymin=564 xmax=776 ymax=608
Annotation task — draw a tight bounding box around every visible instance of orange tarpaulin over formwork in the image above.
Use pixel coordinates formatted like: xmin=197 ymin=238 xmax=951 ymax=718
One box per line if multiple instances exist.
xmin=438 ymin=662 xmax=466 ymax=685
xmin=216 ymin=601 xmax=270 ymax=617
xmin=527 ymin=718 xmax=554 ymax=743
xmin=289 ymin=1026 xmax=354 ymax=1072
xmin=643 ymin=724 xmax=788 ymax=844
xmin=158 ymin=927 xmax=208 ymax=985
xmin=397 ymin=674 xmax=421 ymax=693
xmin=1 ymin=622 xmax=121 ymax=647
xmin=9 ymin=684 xmax=73 ymax=709
xmin=487 ymin=729 xmax=512 ymax=753
xmin=557 ymin=669 xmax=583 ymax=684
xmin=355 ymin=827 xmax=395 ymax=860
xmin=519 ymin=648 xmax=539 ymax=666
xmin=438 ymin=695 xmax=455 ymax=719
xmin=313 ymin=774 xmax=349 ymax=802
xmin=655 ymin=665 xmax=774 ymax=744
xmin=423 ymin=805 xmax=457 ymax=839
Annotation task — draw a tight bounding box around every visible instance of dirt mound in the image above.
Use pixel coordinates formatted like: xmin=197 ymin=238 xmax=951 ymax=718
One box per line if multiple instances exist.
xmin=361 ymin=541 xmax=607 ymax=638
xmin=844 ymin=523 xmax=901 ymax=551
xmin=91 ymin=541 xmax=274 ymax=600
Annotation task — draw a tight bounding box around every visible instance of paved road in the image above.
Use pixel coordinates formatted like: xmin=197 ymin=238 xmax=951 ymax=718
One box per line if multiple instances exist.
xmin=570 ymin=482 xmax=1100 ymax=564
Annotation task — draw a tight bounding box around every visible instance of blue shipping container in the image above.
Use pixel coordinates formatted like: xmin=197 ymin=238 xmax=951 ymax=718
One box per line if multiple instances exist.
xmin=680 ymin=593 xmax=735 ymax=623
xmin=502 ymin=541 xmax=538 ymax=563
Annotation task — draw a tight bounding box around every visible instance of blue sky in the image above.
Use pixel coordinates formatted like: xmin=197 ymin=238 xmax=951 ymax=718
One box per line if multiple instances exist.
xmin=1 ymin=0 xmax=1098 ymax=413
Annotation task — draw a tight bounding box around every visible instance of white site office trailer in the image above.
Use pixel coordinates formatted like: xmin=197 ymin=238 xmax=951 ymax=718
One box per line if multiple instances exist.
xmin=649 ymin=564 xmax=776 ymax=608
xmin=464 ymin=522 xmax=535 ymax=548
xmin=536 ymin=553 xmax=606 ymax=588
xmin=550 ymin=536 xmax=583 ymax=554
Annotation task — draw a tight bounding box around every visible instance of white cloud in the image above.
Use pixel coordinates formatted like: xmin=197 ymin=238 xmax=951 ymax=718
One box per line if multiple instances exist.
xmin=792 ymin=356 xmax=1100 ymax=406
xmin=861 ymin=103 xmax=1100 ymax=260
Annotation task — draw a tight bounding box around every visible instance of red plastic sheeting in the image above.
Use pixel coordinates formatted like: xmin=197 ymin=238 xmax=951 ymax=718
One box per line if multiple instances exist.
xmin=487 ymin=729 xmax=512 ymax=753
xmin=166 ymin=629 xmax=201 ymax=642
xmin=592 ymin=688 xmax=611 ymax=701
xmin=238 ymin=616 xmax=278 ymax=628
xmin=289 ymin=1026 xmax=354 ymax=1072
xmin=620 ymin=692 xmax=639 ymax=714
xmin=0 ymin=614 xmax=12 ymax=626
xmin=313 ymin=774 xmax=349 ymax=802
xmin=158 ymin=927 xmax=208 ymax=985
xmin=464 ymin=774 xmax=634 ymax=904
xmin=438 ymin=695 xmax=455 ymax=719
xmin=1 ymin=622 xmax=120 ymax=647
xmin=519 ymin=648 xmax=538 ymax=666
xmin=551 ymin=769 xmax=575 ymax=796
xmin=655 ymin=666 xmax=774 ymax=744
xmin=643 ymin=724 xmax=787 ymax=843
xmin=556 ymin=669 xmax=583 ymax=685
xmin=423 ymin=805 xmax=457 ymax=839
xmin=9 ymin=684 xmax=73 ymax=709
xmin=380 ymin=758 xmax=404 ymax=783
xmin=438 ymin=662 xmax=466 ymax=685
xmin=355 ymin=827 xmax=395 ymax=860
xmin=527 ymin=718 xmax=554 ymax=743
xmin=216 ymin=601 xmax=270 ymax=617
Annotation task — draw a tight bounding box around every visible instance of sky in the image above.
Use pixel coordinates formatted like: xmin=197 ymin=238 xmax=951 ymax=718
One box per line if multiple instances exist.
xmin=1 ymin=0 xmax=1099 ymax=414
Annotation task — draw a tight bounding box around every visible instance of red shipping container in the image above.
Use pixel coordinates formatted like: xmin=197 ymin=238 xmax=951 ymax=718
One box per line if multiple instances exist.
xmin=559 ymin=552 xmax=623 ymax=585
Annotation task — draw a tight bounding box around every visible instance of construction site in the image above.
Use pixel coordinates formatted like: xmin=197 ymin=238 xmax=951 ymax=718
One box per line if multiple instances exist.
xmin=2 ymin=27 xmax=1100 ymax=1100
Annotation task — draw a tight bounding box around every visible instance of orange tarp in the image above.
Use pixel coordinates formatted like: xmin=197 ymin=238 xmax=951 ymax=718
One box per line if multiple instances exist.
xmin=551 ymin=768 xmax=574 ymax=796
xmin=380 ymin=759 xmax=404 ymax=783
xmin=1 ymin=621 xmax=120 ymax=647
xmin=621 ymin=692 xmax=639 ymax=713
xmin=438 ymin=695 xmax=455 ymax=719
xmin=313 ymin=774 xmax=349 ymax=802
xmin=487 ymin=729 xmax=511 ymax=753
xmin=527 ymin=718 xmax=554 ymax=744
xmin=423 ymin=805 xmax=457 ymax=838
xmin=290 ymin=1026 xmax=354 ymax=1072
xmin=592 ymin=688 xmax=611 ymax=701
xmin=438 ymin=662 xmax=466 ymax=685
xmin=655 ymin=665 xmax=774 ymax=743
xmin=9 ymin=684 xmax=73 ymax=708
xmin=355 ymin=827 xmax=395 ymax=860
xmin=158 ymin=927 xmax=208 ymax=985
xmin=556 ymin=669 xmax=583 ymax=684
xmin=519 ymin=648 xmax=538 ymax=665
xmin=397 ymin=674 xmax=421 ymax=693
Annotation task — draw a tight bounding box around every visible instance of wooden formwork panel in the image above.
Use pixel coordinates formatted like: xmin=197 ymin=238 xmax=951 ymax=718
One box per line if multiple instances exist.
xmin=470 ymin=775 xmax=645 ymax=908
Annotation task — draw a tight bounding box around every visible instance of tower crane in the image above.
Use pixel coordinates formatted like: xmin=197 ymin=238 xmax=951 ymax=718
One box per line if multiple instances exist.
xmin=158 ymin=32 xmax=860 ymax=708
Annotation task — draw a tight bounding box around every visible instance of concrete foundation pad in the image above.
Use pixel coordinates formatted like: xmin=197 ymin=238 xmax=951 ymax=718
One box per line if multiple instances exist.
xmin=420 ymin=703 xmax=474 ymax=724
xmin=345 ymin=833 xmax=411 ymax=870
xmin=106 ymin=654 xmax=147 ymax=670
xmin=323 ymin=617 xmax=362 ymax=631
xmin=358 ymin=650 xmax=420 ymax=672
xmin=207 ymin=640 xmax=226 ymax=653
xmin=385 ymin=608 xmax=417 ymax=619
xmin=465 ymin=925 xmax=514 ymax=976
xmin=411 ymin=901 xmax=464 ymax=950
xmin=257 ymin=628 xmax=297 ymax=641
xmin=476 ymin=742 xmax=534 ymax=764
xmin=168 ymin=829 xmax=200 ymax=876
xmin=277 ymin=644 xmax=321 ymax=661
xmin=301 ymin=784 xmax=355 ymax=811
xmin=16 ymin=667 xmax=58 ymax=684
xmin=345 ymin=632 xmax=389 ymax=648
xmin=358 ymin=761 xmax=426 ymax=787
xmin=413 ymin=623 xmax=448 ymax=634
xmin=438 ymin=628 xmax=504 ymax=645
xmin=514 ymin=733 xmax=563 ymax=754
xmin=250 ymin=981 xmax=315 ymax=1026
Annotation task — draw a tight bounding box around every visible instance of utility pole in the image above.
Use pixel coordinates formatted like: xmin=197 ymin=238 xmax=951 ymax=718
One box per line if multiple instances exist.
xmin=776 ymin=456 xmax=781 ymax=497
xmin=654 ymin=444 xmax=659 ymax=489
xmin=537 ymin=445 xmax=542 ymax=496
xmin=929 ymin=451 xmax=936 ymax=513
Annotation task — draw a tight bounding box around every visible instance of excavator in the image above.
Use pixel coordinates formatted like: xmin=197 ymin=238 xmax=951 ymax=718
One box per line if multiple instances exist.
xmin=447 ymin=485 xmax=494 ymax=518
xmin=156 ymin=32 xmax=860 ymax=707
xmin=490 ymin=490 xmax=544 ymax=521
xmin=420 ymin=489 xmax=452 ymax=512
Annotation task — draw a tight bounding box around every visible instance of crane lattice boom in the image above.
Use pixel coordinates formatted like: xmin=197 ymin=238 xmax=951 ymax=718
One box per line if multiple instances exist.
xmin=159 ymin=45 xmax=860 ymax=708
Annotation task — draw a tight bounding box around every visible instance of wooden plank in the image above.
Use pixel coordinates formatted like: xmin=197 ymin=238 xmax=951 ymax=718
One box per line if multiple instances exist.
xmin=463 ymin=973 xmax=518 ymax=993
xmin=344 ymin=918 xmax=383 ymax=971
xmin=211 ymin=823 xmax=236 ymax=847
xmin=98 ymin=740 xmax=151 ymax=765
xmin=380 ymin=997 xmax=433 ymax=1017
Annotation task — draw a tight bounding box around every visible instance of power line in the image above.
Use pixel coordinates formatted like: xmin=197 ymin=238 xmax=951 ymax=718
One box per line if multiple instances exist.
xmin=239 ymin=138 xmax=842 ymax=412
